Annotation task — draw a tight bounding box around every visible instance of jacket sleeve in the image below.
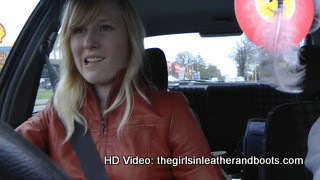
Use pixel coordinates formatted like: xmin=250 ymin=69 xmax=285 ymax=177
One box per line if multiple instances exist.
xmin=15 ymin=99 xmax=53 ymax=154
xmin=168 ymin=93 xmax=224 ymax=180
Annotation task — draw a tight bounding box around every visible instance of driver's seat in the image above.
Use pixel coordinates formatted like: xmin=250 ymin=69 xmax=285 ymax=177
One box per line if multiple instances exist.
xmin=143 ymin=48 xmax=168 ymax=91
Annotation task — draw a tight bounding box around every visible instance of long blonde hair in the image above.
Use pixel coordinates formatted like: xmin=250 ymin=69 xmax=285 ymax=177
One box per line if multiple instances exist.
xmin=54 ymin=0 xmax=149 ymax=141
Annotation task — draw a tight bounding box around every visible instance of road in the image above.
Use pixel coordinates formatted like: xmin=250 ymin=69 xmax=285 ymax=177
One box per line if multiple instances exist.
xmin=33 ymin=99 xmax=49 ymax=112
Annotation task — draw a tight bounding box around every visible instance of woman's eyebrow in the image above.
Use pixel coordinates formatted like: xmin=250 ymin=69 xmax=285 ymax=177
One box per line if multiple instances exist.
xmin=96 ymin=18 xmax=119 ymax=24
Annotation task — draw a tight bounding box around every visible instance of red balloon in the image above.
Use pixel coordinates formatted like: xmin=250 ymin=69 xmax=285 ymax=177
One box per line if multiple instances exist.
xmin=235 ymin=0 xmax=314 ymax=51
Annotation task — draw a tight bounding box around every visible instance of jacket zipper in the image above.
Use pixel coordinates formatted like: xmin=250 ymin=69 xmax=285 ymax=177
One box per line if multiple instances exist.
xmin=87 ymin=70 xmax=123 ymax=133
xmin=100 ymin=119 xmax=106 ymax=132
xmin=87 ymin=85 xmax=107 ymax=133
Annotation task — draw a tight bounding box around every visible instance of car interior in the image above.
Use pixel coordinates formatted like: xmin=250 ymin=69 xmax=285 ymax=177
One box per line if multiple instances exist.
xmin=1 ymin=0 xmax=320 ymax=179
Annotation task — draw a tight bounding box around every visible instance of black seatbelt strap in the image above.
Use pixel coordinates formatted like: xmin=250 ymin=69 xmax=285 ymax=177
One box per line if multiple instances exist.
xmin=39 ymin=32 xmax=60 ymax=94
xmin=70 ymin=122 xmax=111 ymax=180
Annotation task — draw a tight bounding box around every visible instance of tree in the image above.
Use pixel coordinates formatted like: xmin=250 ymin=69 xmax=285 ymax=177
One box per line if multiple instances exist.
xmin=175 ymin=51 xmax=195 ymax=66
xmin=193 ymin=53 xmax=207 ymax=79
xmin=229 ymin=34 xmax=258 ymax=77
xmin=202 ymin=64 xmax=224 ymax=81
xmin=172 ymin=51 xmax=223 ymax=80
xmin=172 ymin=51 xmax=196 ymax=79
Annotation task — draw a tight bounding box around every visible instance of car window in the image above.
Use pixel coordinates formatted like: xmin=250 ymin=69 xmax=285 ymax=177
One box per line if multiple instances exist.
xmin=144 ymin=33 xmax=303 ymax=87
xmin=0 ymin=0 xmax=50 ymax=113
xmin=31 ymin=48 xmax=61 ymax=113
xmin=0 ymin=0 xmax=39 ymax=72
xmin=144 ymin=33 xmax=240 ymax=83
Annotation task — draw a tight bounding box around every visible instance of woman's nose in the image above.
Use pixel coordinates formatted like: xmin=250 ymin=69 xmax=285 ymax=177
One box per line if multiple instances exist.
xmin=83 ymin=31 xmax=99 ymax=49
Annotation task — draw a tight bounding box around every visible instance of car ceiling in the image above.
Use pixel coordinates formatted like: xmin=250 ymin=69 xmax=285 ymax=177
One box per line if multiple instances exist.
xmin=130 ymin=0 xmax=242 ymax=37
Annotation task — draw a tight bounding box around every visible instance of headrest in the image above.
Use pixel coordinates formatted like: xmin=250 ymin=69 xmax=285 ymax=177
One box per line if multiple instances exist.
xmin=143 ymin=48 xmax=168 ymax=91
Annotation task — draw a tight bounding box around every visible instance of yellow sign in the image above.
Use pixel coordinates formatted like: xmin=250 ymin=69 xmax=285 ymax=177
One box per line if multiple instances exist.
xmin=0 ymin=52 xmax=6 ymax=59
xmin=0 ymin=52 xmax=7 ymax=69
xmin=0 ymin=24 xmax=6 ymax=43
xmin=0 ymin=60 xmax=5 ymax=67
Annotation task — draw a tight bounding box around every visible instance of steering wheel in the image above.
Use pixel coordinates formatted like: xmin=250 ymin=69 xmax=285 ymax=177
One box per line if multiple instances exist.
xmin=0 ymin=121 xmax=70 ymax=180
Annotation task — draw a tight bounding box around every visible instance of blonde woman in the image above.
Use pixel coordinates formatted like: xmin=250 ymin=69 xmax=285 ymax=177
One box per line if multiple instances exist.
xmin=16 ymin=0 xmax=223 ymax=179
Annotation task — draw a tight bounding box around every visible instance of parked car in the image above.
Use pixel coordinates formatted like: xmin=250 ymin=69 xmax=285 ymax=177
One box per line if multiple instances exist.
xmin=44 ymin=82 xmax=51 ymax=89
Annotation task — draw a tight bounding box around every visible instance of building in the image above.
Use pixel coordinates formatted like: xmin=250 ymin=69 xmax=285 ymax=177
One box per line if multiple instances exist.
xmin=0 ymin=46 xmax=11 ymax=73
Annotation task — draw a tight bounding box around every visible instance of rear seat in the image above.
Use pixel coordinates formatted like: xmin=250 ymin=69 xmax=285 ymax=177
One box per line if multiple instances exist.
xmin=169 ymin=83 xmax=299 ymax=173
xmin=170 ymin=86 xmax=208 ymax=126
xmin=149 ymin=46 xmax=300 ymax=173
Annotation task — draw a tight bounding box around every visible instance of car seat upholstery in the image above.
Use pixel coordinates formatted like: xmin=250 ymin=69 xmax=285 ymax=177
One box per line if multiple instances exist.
xmin=205 ymin=84 xmax=298 ymax=173
xmin=175 ymin=87 xmax=207 ymax=125
xmin=259 ymin=44 xmax=320 ymax=179
xmin=261 ymin=102 xmax=320 ymax=180
xmin=299 ymin=45 xmax=320 ymax=101
xmin=169 ymin=83 xmax=299 ymax=174
xmin=143 ymin=48 xmax=168 ymax=91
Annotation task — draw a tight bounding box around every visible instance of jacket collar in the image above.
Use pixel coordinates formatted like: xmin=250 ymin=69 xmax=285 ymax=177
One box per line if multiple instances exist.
xmin=85 ymin=68 xmax=127 ymax=109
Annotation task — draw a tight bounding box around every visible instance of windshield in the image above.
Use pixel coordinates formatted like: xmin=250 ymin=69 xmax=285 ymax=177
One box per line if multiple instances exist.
xmin=144 ymin=33 xmax=304 ymax=89
xmin=144 ymin=33 xmax=239 ymax=82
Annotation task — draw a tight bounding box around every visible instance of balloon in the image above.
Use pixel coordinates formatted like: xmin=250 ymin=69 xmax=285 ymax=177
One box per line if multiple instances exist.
xmin=235 ymin=0 xmax=314 ymax=51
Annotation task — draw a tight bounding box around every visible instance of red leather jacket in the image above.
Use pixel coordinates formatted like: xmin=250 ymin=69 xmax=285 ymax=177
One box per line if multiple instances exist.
xmin=16 ymin=73 xmax=223 ymax=180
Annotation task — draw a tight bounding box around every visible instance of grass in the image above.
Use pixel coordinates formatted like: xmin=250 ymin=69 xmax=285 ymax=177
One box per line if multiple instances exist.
xmin=36 ymin=90 xmax=53 ymax=100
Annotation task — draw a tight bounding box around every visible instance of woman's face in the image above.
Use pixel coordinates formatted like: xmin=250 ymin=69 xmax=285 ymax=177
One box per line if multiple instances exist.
xmin=70 ymin=0 xmax=129 ymax=87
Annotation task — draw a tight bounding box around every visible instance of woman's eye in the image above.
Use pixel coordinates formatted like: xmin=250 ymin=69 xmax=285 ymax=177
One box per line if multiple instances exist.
xmin=99 ymin=25 xmax=113 ymax=31
xmin=73 ymin=27 xmax=85 ymax=34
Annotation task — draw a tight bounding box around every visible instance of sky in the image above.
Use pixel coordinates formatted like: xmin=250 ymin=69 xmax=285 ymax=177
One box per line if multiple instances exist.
xmin=0 ymin=0 xmax=40 ymax=46
xmin=144 ymin=34 xmax=239 ymax=77
xmin=0 ymin=0 xmax=238 ymax=77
